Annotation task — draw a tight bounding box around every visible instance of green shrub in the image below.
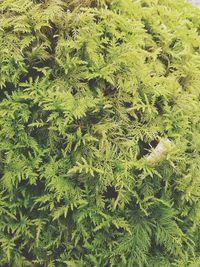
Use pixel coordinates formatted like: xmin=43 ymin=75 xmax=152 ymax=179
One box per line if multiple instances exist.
xmin=0 ymin=0 xmax=200 ymax=266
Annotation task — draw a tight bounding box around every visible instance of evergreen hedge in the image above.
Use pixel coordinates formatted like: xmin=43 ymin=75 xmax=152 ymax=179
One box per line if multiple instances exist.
xmin=0 ymin=0 xmax=200 ymax=266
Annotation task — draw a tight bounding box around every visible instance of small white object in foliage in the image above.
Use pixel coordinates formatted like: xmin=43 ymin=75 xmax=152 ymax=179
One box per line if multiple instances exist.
xmin=147 ymin=138 xmax=173 ymax=163
xmin=190 ymin=0 xmax=200 ymax=8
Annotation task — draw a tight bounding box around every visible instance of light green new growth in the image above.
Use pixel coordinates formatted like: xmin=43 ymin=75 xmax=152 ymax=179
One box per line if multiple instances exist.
xmin=0 ymin=0 xmax=200 ymax=266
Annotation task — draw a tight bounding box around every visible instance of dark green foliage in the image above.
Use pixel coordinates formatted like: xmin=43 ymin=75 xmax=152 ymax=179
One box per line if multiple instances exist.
xmin=0 ymin=0 xmax=200 ymax=266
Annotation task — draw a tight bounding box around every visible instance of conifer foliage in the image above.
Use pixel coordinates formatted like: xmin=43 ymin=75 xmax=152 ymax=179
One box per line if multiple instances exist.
xmin=0 ymin=0 xmax=200 ymax=266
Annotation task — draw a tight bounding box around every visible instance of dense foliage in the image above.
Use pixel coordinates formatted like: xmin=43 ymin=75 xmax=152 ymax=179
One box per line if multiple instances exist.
xmin=0 ymin=0 xmax=200 ymax=266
